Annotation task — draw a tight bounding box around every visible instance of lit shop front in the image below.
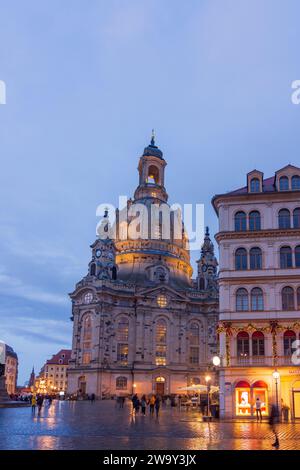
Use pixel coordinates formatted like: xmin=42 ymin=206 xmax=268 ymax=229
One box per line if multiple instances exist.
xmin=235 ymin=380 xmax=268 ymax=417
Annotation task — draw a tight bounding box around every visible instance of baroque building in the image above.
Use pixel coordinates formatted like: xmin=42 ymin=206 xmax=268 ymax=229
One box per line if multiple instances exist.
xmin=67 ymin=137 xmax=219 ymax=397
xmin=213 ymin=165 xmax=300 ymax=419
xmin=36 ymin=349 xmax=71 ymax=394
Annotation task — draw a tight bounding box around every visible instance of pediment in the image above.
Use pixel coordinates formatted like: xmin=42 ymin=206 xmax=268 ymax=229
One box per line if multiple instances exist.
xmin=137 ymin=285 xmax=189 ymax=302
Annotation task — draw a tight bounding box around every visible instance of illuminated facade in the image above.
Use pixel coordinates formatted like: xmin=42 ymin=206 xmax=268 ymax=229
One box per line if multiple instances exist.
xmin=36 ymin=349 xmax=71 ymax=394
xmin=67 ymin=138 xmax=219 ymax=397
xmin=4 ymin=345 xmax=18 ymax=395
xmin=213 ymin=165 xmax=300 ymax=419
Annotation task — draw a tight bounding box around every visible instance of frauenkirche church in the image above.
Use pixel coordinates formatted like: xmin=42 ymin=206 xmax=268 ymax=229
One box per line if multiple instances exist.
xmin=67 ymin=137 xmax=219 ymax=397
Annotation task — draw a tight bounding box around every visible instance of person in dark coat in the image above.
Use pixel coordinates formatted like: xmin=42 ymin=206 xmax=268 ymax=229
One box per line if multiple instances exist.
xmin=155 ymin=395 xmax=161 ymax=418
xmin=132 ymin=394 xmax=140 ymax=414
xmin=37 ymin=395 xmax=44 ymax=416
xmin=269 ymin=404 xmax=280 ymax=448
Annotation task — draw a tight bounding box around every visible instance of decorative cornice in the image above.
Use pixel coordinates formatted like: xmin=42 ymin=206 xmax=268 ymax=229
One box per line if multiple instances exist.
xmin=215 ymin=228 xmax=300 ymax=243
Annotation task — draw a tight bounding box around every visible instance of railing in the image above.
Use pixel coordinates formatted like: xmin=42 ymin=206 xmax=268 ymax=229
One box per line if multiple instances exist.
xmin=225 ymin=355 xmax=296 ymax=367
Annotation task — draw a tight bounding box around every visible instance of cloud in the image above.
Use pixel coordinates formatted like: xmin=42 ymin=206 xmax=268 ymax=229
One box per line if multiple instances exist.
xmin=0 ymin=224 xmax=83 ymax=269
xmin=0 ymin=315 xmax=71 ymax=347
xmin=0 ymin=267 xmax=68 ymax=306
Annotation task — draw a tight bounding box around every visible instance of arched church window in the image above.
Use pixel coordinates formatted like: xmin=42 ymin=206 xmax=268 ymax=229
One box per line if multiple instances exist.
xmin=155 ymin=319 xmax=167 ymax=366
xmin=117 ymin=317 xmax=129 ymax=365
xmin=147 ymin=165 xmax=159 ymax=184
xmin=83 ymin=315 xmax=92 ymax=341
xmin=189 ymin=322 xmax=200 ymax=365
xmin=116 ymin=317 xmax=129 ymax=342
xmin=82 ymin=314 xmax=92 ymax=365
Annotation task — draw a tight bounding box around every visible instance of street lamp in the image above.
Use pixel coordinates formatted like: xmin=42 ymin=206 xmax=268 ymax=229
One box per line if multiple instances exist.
xmin=212 ymin=356 xmax=221 ymax=367
xmin=205 ymin=375 xmax=211 ymax=417
xmin=272 ymin=370 xmax=280 ymax=412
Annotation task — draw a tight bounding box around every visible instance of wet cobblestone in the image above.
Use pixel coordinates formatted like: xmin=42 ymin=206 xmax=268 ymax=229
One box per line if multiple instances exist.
xmin=0 ymin=400 xmax=300 ymax=450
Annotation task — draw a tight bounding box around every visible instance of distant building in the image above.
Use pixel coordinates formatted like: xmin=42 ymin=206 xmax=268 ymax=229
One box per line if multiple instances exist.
xmin=213 ymin=164 xmax=300 ymax=419
xmin=28 ymin=366 xmax=35 ymax=388
xmin=36 ymin=350 xmax=71 ymax=394
xmin=4 ymin=345 xmax=18 ymax=394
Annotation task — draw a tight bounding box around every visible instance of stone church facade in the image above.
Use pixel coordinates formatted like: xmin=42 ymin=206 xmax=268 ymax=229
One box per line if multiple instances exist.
xmin=67 ymin=137 xmax=219 ymax=397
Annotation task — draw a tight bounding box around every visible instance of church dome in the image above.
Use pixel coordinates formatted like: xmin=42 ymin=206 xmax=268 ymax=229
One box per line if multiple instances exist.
xmin=113 ymin=136 xmax=192 ymax=288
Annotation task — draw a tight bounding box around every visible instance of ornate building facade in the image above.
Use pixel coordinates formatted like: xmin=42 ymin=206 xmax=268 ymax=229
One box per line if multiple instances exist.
xmin=213 ymin=165 xmax=300 ymax=419
xmin=67 ymin=138 xmax=219 ymax=397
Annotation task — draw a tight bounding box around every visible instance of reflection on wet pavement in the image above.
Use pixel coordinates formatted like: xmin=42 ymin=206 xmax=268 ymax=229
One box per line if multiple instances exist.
xmin=0 ymin=400 xmax=299 ymax=450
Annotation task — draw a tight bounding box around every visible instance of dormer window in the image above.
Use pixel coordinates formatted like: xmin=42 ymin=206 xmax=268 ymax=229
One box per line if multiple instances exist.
xmin=250 ymin=178 xmax=260 ymax=193
xmin=292 ymin=175 xmax=300 ymax=190
xmin=279 ymin=176 xmax=289 ymax=191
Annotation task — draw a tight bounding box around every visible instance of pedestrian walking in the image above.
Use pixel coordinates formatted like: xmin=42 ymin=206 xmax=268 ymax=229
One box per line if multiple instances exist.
xmin=155 ymin=395 xmax=161 ymax=418
xmin=31 ymin=394 xmax=36 ymax=413
xmin=37 ymin=395 xmax=44 ymax=416
xmin=255 ymin=397 xmax=262 ymax=422
xmin=91 ymin=393 xmax=95 ymax=403
xmin=141 ymin=395 xmax=147 ymax=416
xmin=149 ymin=395 xmax=155 ymax=416
xmin=269 ymin=404 xmax=280 ymax=448
xmin=132 ymin=394 xmax=140 ymax=414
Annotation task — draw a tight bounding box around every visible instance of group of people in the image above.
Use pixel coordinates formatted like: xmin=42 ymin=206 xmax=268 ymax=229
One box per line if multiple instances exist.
xmin=31 ymin=394 xmax=53 ymax=414
xmin=131 ymin=394 xmax=161 ymax=417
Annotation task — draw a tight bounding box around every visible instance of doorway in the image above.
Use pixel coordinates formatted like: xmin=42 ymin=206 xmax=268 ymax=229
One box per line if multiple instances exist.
xmin=155 ymin=376 xmax=165 ymax=396
xmin=78 ymin=376 xmax=86 ymax=395
xmin=293 ymin=390 xmax=300 ymax=418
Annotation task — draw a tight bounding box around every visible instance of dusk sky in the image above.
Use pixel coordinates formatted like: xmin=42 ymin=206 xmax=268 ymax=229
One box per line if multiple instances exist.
xmin=0 ymin=0 xmax=300 ymax=384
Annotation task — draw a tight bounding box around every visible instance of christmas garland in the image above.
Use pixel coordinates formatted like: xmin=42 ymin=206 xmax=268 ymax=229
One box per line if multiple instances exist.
xmin=217 ymin=321 xmax=300 ymax=365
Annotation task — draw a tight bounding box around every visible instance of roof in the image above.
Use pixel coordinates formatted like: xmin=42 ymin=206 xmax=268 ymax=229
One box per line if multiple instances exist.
xmin=212 ymin=164 xmax=300 ymax=214
xmin=46 ymin=349 xmax=71 ymax=365
xmin=5 ymin=344 xmax=18 ymax=360
xmin=225 ymin=176 xmax=275 ymax=196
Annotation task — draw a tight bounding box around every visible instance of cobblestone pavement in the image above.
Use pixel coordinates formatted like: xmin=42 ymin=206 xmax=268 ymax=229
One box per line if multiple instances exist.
xmin=0 ymin=400 xmax=300 ymax=450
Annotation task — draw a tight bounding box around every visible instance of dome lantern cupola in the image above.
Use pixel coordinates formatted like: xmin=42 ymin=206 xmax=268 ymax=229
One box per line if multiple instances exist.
xmin=134 ymin=131 xmax=168 ymax=203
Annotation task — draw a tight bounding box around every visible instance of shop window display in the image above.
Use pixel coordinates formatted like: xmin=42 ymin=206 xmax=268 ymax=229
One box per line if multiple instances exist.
xmin=235 ymin=380 xmax=268 ymax=417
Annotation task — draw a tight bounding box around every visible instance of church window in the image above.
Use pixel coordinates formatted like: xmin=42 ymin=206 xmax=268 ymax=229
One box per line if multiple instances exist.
xmin=116 ymin=376 xmax=127 ymax=390
xmin=117 ymin=344 xmax=128 ymax=365
xmin=155 ymin=319 xmax=167 ymax=366
xmin=157 ymin=294 xmax=168 ymax=308
xmin=117 ymin=317 xmax=129 ymax=365
xmin=189 ymin=347 xmax=199 ymax=365
xmin=147 ymin=165 xmax=159 ymax=184
xmin=189 ymin=323 xmax=200 ymax=365
xmin=83 ymin=292 xmax=93 ymax=304
xmin=116 ymin=318 xmax=129 ymax=342
xmin=82 ymin=314 xmax=92 ymax=365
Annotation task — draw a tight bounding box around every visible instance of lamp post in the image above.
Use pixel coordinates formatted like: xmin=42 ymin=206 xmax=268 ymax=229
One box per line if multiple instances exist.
xmin=273 ymin=370 xmax=280 ymax=412
xmin=205 ymin=375 xmax=211 ymax=417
